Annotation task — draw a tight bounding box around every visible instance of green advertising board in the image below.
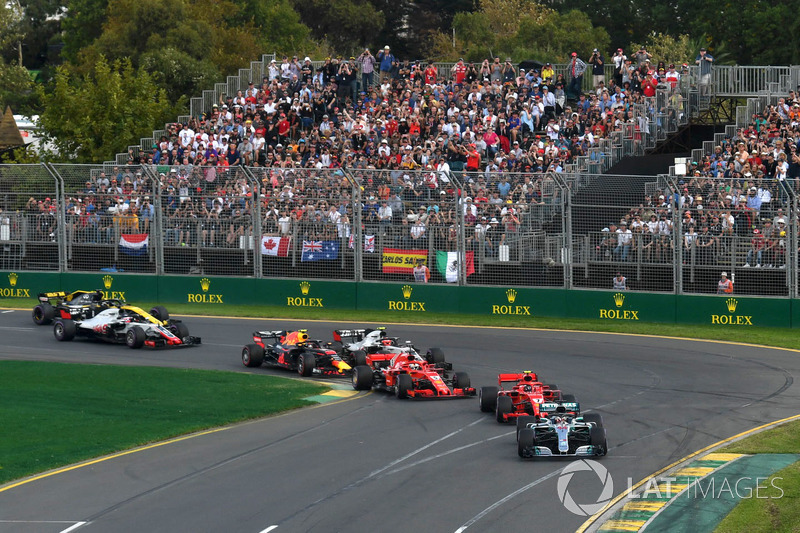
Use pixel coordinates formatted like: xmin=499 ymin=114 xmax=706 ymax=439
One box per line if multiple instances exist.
xmin=0 ymin=271 xmax=61 ymax=299
xmin=458 ymin=286 xmax=567 ymax=318
xmin=158 ymin=275 xmax=256 ymax=306
xmin=565 ymin=290 xmax=677 ymax=323
xmin=356 ymin=282 xmax=460 ymax=314
xmin=256 ymin=279 xmax=356 ymax=310
xmin=675 ymin=294 xmax=791 ymax=328
xmin=62 ymin=272 xmax=159 ymax=303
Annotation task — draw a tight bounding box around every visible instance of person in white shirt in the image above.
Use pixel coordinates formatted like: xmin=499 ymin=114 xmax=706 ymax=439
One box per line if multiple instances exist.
xmin=614 ymin=222 xmax=633 ymax=261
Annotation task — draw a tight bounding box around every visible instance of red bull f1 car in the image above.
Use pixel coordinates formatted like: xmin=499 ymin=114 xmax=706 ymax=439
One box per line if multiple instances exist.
xmin=351 ymin=349 xmax=475 ymax=399
xmin=33 ymin=290 xmax=125 ymax=325
xmin=479 ymin=371 xmax=580 ymax=425
xmin=242 ymin=329 xmax=352 ymax=377
xmin=517 ymin=414 xmax=607 ymax=458
xmin=52 ymin=305 xmax=199 ymax=349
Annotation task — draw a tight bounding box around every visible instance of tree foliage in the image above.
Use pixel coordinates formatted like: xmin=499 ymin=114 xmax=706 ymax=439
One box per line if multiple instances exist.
xmin=38 ymin=57 xmax=173 ymax=162
xmin=0 ymin=2 xmax=35 ymax=114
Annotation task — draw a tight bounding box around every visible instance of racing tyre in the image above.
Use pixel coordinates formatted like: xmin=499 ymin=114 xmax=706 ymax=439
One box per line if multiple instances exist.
xmin=496 ymin=395 xmax=513 ymax=423
xmin=479 ymin=386 xmax=499 ymax=412
xmin=149 ymin=306 xmax=169 ymax=321
xmin=518 ymin=428 xmax=535 ymax=458
xmin=53 ymin=319 xmax=76 ymax=341
xmin=426 ymin=347 xmax=445 ymax=365
xmin=562 ymin=394 xmax=577 ymax=403
xmin=590 ymin=426 xmax=608 ymax=456
xmin=242 ymin=344 xmax=264 ymax=367
xmin=396 ymin=374 xmax=413 ymax=399
xmin=544 ymin=383 xmax=558 ymax=391
xmin=126 ymin=326 xmax=146 ymax=349
xmin=453 ymin=371 xmax=470 ymax=389
xmin=516 ymin=416 xmax=537 ymax=441
xmin=170 ymin=322 xmax=190 ymax=340
xmin=352 ymin=350 xmax=367 ymax=367
xmin=330 ymin=340 xmax=343 ymax=355
xmin=33 ymin=302 xmax=55 ymax=325
xmin=582 ymin=413 xmax=604 ymax=428
xmin=352 ymin=365 xmax=373 ymax=390
xmin=298 ymin=352 xmax=316 ymax=377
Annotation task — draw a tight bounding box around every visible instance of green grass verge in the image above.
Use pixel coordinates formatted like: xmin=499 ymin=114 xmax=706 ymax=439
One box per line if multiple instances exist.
xmin=5 ymin=298 xmax=800 ymax=351
xmin=721 ymin=420 xmax=800 ymax=455
xmin=713 ymin=420 xmax=800 ymax=532
xmin=714 ymin=462 xmax=800 ymax=533
xmin=0 ymin=361 xmax=327 ymax=485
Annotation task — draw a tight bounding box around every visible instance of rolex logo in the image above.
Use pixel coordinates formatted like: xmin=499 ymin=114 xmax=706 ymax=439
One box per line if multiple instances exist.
xmin=402 ymin=285 xmax=413 ymax=299
xmin=726 ymin=298 xmax=738 ymax=313
xmin=300 ymin=281 xmax=311 ymax=295
xmin=103 ymin=275 xmax=113 ymax=289
xmin=613 ymin=292 xmax=625 ymax=308
xmin=8 ymin=272 xmax=17 ymax=287
xmin=506 ymin=289 xmax=517 ymax=303
xmin=200 ymin=278 xmax=211 ymax=292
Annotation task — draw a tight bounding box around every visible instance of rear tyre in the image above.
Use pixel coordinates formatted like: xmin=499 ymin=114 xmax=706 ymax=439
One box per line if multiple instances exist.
xmin=496 ymin=395 xmax=513 ymax=423
xmin=545 ymin=383 xmax=558 ymax=391
xmin=352 ymin=365 xmax=373 ymax=390
xmin=582 ymin=413 xmax=604 ymax=428
xmin=352 ymin=350 xmax=367 ymax=367
xmin=126 ymin=326 xmax=146 ymax=349
xmin=590 ymin=426 xmax=608 ymax=456
xmin=453 ymin=371 xmax=470 ymax=389
xmin=242 ymin=344 xmax=264 ymax=367
xmin=396 ymin=374 xmax=413 ymax=399
xmin=426 ymin=347 xmax=445 ymax=365
xmin=479 ymin=386 xmax=499 ymax=412
xmin=298 ymin=352 xmax=316 ymax=377
xmin=562 ymin=393 xmax=576 ymax=403
xmin=33 ymin=302 xmax=55 ymax=325
xmin=518 ymin=428 xmax=535 ymax=458
xmin=516 ymin=415 xmax=537 ymax=440
xmin=53 ymin=319 xmax=76 ymax=341
xmin=149 ymin=306 xmax=169 ymax=321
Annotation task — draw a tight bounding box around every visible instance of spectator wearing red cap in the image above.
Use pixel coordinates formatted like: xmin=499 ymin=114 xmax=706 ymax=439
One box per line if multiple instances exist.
xmin=567 ymin=52 xmax=587 ymax=100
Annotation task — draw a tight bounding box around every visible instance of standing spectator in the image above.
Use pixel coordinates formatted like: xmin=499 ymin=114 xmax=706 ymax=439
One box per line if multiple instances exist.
xmin=744 ymin=228 xmax=765 ymax=267
xmin=614 ymin=221 xmax=633 ymax=261
xmin=377 ymin=46 xmax=396 ymax=84
xmin=696 ymin=47 xmax=714 ymax=96
xmin=613 ymin=272 xmax=627 ymax=290
xmin=567 ymin=52 xmax=587 ymax=100
xmin=589 ymin=48 xmax=605 ymax=88
xmin=717 ymin=271 xmax=733 ymax=294
xmin=611 ymin=48 xmax=626 ymax=86
xmin=358 ymin=48 xmax=375 ymax=90
xmin=452 ymin=58 xmax=467 ymax=85
xmin=413 ymin=258 xmax=430 ymax=283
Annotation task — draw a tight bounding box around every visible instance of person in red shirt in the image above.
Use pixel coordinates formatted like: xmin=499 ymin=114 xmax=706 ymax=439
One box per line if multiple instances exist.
xmin=424 ymin=63 xmax=437 ymax=85
xmin=717 ymin=271 xmax=733 ymax=293
xmin=664 ymin=64 xmax=680 ymax=91
xmin=277 ymin=114 xmax=290 ymax=142
xmin=453 ymin=59 xmax=467 ymax=85
xmin=642 ymin=73 xmax=658 ymax=97
xmin=466 ymin=144 xmax=481 ymax=171
xmin=385 ymin=115 xmax=398 ymax=137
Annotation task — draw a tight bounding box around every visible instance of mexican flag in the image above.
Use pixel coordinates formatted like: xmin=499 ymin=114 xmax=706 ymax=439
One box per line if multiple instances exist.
xmin=436 ymin=251 xmax=474 ymax=283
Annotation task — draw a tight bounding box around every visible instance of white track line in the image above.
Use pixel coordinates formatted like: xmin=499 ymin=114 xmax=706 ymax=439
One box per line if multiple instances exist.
xmin=60 ymin=522 xmax=87 ymax=533
xmin=259 ymin=526 xmax=279 ymax=533
xmin=1 ymin=310 xmax=13 ymax=313
xmin=454 ymin=469 xmax=565 ymax=532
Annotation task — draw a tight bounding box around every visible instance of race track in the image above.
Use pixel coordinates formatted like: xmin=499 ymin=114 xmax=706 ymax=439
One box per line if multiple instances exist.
xmin=0 ymin=311 xmax=798 ymax=533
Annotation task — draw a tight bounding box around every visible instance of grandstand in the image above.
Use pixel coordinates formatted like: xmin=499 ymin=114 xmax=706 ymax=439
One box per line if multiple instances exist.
xmin=2 ymin=50 xmax=800 ymax=297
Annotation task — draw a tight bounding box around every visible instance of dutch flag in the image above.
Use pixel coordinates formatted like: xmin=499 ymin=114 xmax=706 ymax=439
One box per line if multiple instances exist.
xmin=119 ymin=234 xmax=149 ymax=256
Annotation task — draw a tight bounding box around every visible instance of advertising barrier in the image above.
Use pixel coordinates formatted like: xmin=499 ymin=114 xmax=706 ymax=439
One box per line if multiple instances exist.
xmin=3 ymin=271 xmax=800 ymax=328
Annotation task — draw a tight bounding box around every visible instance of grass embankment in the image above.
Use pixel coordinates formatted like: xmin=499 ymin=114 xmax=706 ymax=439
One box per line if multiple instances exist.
xmin=0 ymin=361 xmax=326 ymax=485
xmin=7 ymin=298 xmax=800 ymax=351
xmin=714 ymin=420 xmax=800 ymax=533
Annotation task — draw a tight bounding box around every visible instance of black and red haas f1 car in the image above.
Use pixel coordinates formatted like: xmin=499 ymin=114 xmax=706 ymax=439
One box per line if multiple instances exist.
xmin=241 ymin=329 xmax=352 ymax=377
xmin=351 ymin=349 xmax=475 ymax=399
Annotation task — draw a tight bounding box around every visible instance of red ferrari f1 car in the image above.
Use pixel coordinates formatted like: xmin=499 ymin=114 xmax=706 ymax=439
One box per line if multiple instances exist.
xmin=241 ymin=329 xmax=352 ymax=377
xmin=479 ymin=371 xmax=580 ymax=425
xmin=351 ymin=349 xmax=475 ymax=399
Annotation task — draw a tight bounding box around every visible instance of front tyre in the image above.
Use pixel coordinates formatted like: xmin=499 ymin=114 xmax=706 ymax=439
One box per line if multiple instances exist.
xmin=590 ymin=426 xmax=608 ymax=456
xmin=351 ymin=350 xmax=367 ymax=367
xmin=149 ymin=306 xmax=169 ymax=321
xmin=126 ymin=326 xmax=146 ymax=349
xmin=479 ymin=386 xmax=499 ymax=412
xmin=516 ymin=415 xmax=537 ymax=441
xmin=496 ymin=395 xmax=513 ymax=423
xmin=352 ymin=365 xmax=374 ymax=390
xmin=453 ymin=371 xmax=470 ymax=389
xmin=518 ymin=428 xmax=535 ymax=458
xmin=298 ymin=352 xmax=316 ymax=377
xmin=396 ymin=374 xmax=413 ymax=399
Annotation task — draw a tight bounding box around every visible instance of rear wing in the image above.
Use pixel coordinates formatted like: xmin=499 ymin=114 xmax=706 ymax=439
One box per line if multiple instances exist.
xmin=334 ymin=327 xmax=386 ymax=344
xmin=253 ymin=330 xmax=289 ymax=344
xmin=540 ymin=401 xmax=580 ymax=414
xmin=497 ymin=371 xmax=538 ymax=387
xmin=38 ymin=291 xmax=67 ymax=302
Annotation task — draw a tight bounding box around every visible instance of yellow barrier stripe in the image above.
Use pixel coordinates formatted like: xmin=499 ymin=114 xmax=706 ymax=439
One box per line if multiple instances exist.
xmin=598 ymin=519 xmax=647 ymax=531
xmin=620 ymin=501 xmax=667 ymax=512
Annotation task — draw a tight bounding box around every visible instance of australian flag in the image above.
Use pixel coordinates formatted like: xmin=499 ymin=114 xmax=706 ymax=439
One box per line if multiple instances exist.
xmin=301 ymin=240 xmax=339 ymax=261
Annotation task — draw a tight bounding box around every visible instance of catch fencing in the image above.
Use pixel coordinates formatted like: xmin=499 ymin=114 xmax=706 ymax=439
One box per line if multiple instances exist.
xmin=3 ymin=164 xmax=799 ymax=298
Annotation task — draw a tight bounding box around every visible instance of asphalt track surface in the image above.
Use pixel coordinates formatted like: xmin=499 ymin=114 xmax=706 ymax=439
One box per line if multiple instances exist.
xmin=1 ymin=311 xmax=799 ymax=533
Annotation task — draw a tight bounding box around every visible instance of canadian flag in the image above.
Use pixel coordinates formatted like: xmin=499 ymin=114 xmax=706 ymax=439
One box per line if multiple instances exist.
xmin=261 ymin=236 xmax=291 ymax=256
xmin=348 ymin=234 xmax=375 ymax=252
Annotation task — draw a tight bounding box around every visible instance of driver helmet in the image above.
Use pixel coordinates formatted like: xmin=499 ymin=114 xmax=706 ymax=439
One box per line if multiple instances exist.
xmin=523 ymin=385 xmax=532 ymax=392
xmin=523 ymin=374 xmax=534 ymax=381
xmin=409 ymin=363 xmax=421 ymax=370
xmin=381 ymin=339 xmax=393 ymax=346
